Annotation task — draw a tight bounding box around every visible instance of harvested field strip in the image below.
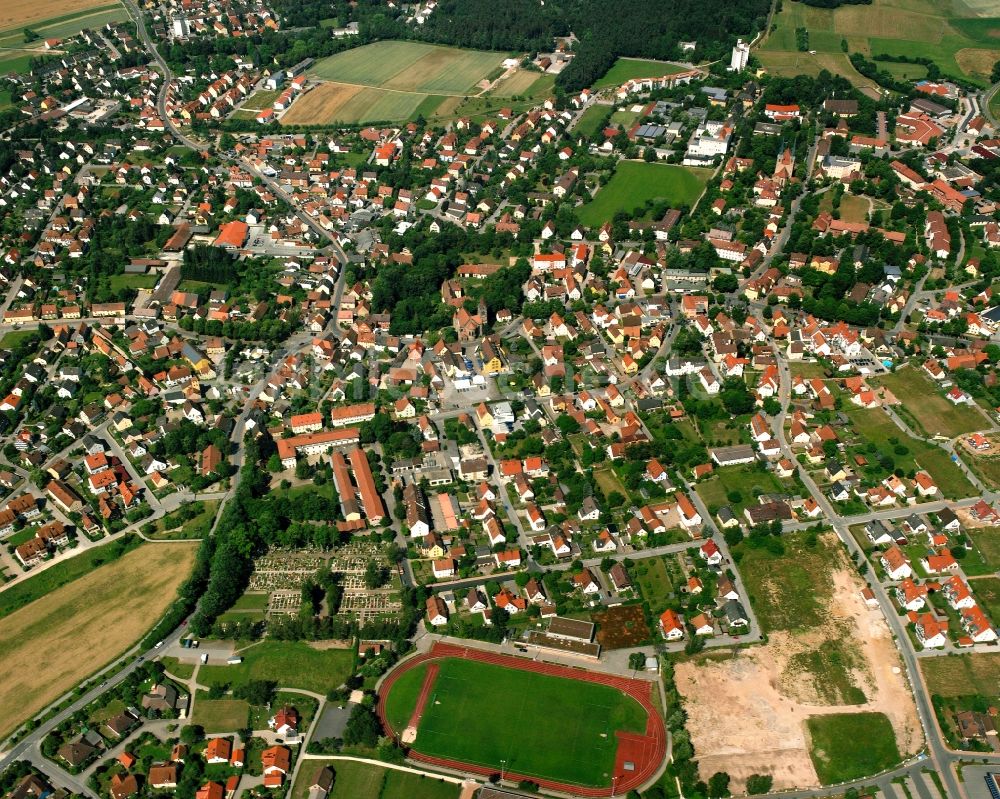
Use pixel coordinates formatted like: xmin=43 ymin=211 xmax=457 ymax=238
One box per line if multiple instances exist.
xmin=0 ymin=542 xmax=196 ymax=740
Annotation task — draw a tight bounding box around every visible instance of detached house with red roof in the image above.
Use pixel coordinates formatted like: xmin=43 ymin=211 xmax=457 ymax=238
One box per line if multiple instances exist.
xmin=659 ymin=609 xmax=684 ymax=640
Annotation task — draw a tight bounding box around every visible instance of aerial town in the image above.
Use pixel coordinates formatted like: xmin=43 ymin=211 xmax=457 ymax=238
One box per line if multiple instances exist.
xmin=2 ymin=0 xmax=1000 ymax=798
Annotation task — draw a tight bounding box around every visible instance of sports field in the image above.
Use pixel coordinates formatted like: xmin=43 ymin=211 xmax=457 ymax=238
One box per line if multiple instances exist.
xmin=594 ymin=58 xmax=689 ymax=90
xmin=0 ymin=541 xmax=196 ymax=740
xmin=381 ymin=647 xmax=654 ymax=790
xmin=578 ymin=161 xmax=711 ymax=227
xmin=760 ymin=0 xmax=1000 ymax=86
xmin=289 ymin=41 xmax=507 ymax=125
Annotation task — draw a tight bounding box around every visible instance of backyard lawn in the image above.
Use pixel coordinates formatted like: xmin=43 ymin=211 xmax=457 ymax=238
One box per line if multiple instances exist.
xmin=291 ymin=760 xmax=458 ymax=799
xmin=574 ymin=105 xmax=608 ymax=138
xmin=631 ymin=556 xmax=676 ymax=606
xmin=578 ymin=162 xmax=710 ymax=227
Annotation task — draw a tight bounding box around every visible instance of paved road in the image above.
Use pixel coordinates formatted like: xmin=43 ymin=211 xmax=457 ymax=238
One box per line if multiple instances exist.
xmin=767 ymin=323 xmax=967 ymax=799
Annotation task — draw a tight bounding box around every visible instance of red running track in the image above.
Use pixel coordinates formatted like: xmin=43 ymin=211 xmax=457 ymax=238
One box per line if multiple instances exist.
xmin=376 ymin=642 xmax=666 ymax=797
xmin=406 ymin=662 xmax=440 ymax=730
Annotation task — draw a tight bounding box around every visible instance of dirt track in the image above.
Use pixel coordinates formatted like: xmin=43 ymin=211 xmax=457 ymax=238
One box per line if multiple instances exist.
xmin=676 ymin=563 xmax=921 ymax=791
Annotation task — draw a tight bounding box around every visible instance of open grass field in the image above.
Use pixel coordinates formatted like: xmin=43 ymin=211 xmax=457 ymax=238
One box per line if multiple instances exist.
xmin=839 ymin=194 xmax=870 ymax=225
xmin=151 ymin=500 xmax=220 ymax=540
xmin=198 ymin=641 xmax=354 ymax=694
xmin=160 ymin=656 xmax=195 ymax=680
xmin=575 ymin=104 xmax=609 ymax=139
xmin=968 ymin=526 xmax=1000 ymax=570
xmin=631 ymin=556 xmax=676 ymax=605
xmin=761 ymin=0 xmax=1000 ymax=86
xmin=806 ymin=712 xmax=900 ymax=784
xmin=696 ymin=465 xmax=785 ymax=515
xmin=593 ymin=58 xmax=688 ymax=90
xmin=594 ymin=466 xmax=628 ymax=500
xmin=291 ymin=760 xmax=458 ymax=799
xmin=970 ymin=577 xmax=1000 ymax=623
xmin=0 ymin=0 xmax=125 ymax=35
xmin=921 ymin=652 xmax=1000 ymax=698
xmin=737 ymin=532 xmax=841 ymax=634
xmin=845 ymin=406 xmax=976 ymax=498
xmin=0 ymin=541 xmax=196 ymax=740
xmin=109 ymin=273 xmax=158 ymax=292
xmin=578 ymin=162 xmax=710 ymax=227
xmin=190 ymin=696 xmax=249 ymax=734
xmin=0 ymin=329 xmax=38 ymax=349
xmin=383 ymin=656 xmax=647 ymax=788
xmin=877 ymin=367 xmax=987 ymax=438
xmin=757 ymin=50 xmax=878 ymax=89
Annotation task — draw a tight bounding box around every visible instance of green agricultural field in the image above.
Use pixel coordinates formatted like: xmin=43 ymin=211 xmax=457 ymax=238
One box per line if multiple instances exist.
xmin=291 ymin=760 xmax=458 ymax=799
xmin=578 ymin=162 xmax=710 ymax=227
xmin=806 ymin=712 xmax=901 ymax=784
xmin=383 ymin=657 xmax=648 ymax=788
xmin=311 ymin=41 xmax=505 ymax=95
xmin=30 ymin=5 xmax=128 ymax=38
xmin=594 ymin=58 xmax=688 ymax=90
xmin=291 ymin=42 xmax=510 ymax=126
xmin=877 ymin=60 xmax=929 ymax=81
xmin=877 ymin=368 xmax=987 ymax=438
xmin=191 ymin=696 xmax=249 ymax=734
xmin=197 ymin=641 xmax=354 ymax=694
xmin=760 ymin=0 xmax=1000 ymax=86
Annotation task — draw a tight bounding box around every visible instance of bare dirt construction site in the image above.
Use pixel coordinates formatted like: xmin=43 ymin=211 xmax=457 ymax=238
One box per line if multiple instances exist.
xmin=675 ymin=543 xmax=921 ymax=792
